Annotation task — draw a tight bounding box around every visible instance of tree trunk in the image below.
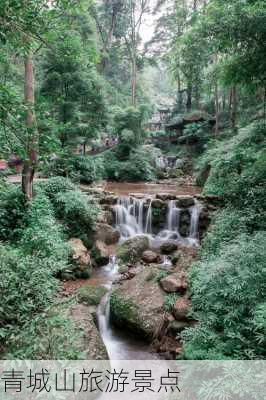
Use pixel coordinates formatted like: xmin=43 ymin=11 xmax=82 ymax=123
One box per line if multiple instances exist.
xmin=214 ymin=80 xmax=219 ymax=136
xmin=214 ymin=54 xmax=219 ymax=135
xmin=230 ymin=86 xmax=237 ymax=133
xmin=22 ymin=52 xmax=38 ymax=201
xmin=186 ymin=82 xmax=192 ymax=112
xmin=131 ymin=54 xmax=137 ymax=107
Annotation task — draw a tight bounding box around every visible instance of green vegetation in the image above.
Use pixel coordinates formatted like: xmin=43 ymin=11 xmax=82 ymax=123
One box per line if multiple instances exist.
xmin=164 ymin=293 xmax=180 ymax=313
xmin=182 ymin=123 xmax=266 ymax=360
xmin=5 ymin=301 xmax=84 ymax=360
xmin=77 ymin=285 xmax=108 ymax=306
xmin=0 ymin=0 xmax=265 ymax=363
xmin=0 ymin=177 xmax=99 ymax=355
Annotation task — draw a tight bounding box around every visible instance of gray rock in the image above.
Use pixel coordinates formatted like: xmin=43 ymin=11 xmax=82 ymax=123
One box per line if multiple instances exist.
xmin=176 ymin=195 xmax=195 ymax=208
xmin=94 ymin=223 xmax=120 ymax=245
xmin=110 ymin=266 xmax=165 ymax=339
xmin=117 ymin=235 xmax=150 ymax=263
xmin=142 ymin=250 xmax=159 ymax=264
xmin=160 ymin=272 xmax=188 ymax=293
xmin=160 ymin=241 xmax=178 ymax=254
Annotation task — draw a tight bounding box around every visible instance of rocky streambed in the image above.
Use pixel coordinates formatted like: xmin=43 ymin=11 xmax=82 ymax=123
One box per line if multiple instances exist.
xmin=59 ymin=184 xmax=221 ymax=360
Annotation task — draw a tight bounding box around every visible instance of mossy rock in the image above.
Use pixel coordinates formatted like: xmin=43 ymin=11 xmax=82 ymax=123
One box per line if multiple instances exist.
xmin=110 ymin=292 xmax=143 ymax=335
xmin=110 ymin=267 xmax=165 ymax=339
xmin=117 ymin=235 xmax=150 ymax=263
xmin=77 ymin=285 xmax=108 ymax=306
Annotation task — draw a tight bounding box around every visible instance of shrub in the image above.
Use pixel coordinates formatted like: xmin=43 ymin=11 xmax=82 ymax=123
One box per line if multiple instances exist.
xmin=68 ymin=155 xmax=105 ymax=184
xmin=6 ymin=302 xmax=84 ymax=360
xmin=119 ymin=148 xmax=156 ymax=181
xmin=164 ymin=293 xmax=180 ymax=312
xmin=200 ymin=208 xmax=248 ymax=259
xmin=38 ymin=176 xmax=76 ymax=200
xmin=54 ymin=190 xmax=99 ymax=239
xmin=42 ymin=155 xmax=105 ymax=183
xmin=20 ymin=193 xmax=70 ymax=263
xmin=0 ymin=244 xmax=59 ymax=344
xmin=0 ymin=182 xmax=27 ymax=242
xmin=102 ymin=151 xmax=125 ymax=180
xmin=183 ymin=232 xmax=266 ymax=360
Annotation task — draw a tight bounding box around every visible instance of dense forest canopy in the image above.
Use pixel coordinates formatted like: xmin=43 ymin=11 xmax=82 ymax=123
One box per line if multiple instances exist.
xmin=0 ymin=0 xmax=265 ymax=373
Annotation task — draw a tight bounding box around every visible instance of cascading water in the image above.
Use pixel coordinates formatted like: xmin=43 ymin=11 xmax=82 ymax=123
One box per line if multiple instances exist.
xmin=114 ymin=195 xmax=202 ymax=246
xmin=167 ymin=200 xmax=181 ymax=232
xmin=145 ymin=200 xmax=152 ymax=234
xmin=189 ymin=203 xmax=202 ymax=239
xmin=114 ymin=196 xmax=152 ymax=240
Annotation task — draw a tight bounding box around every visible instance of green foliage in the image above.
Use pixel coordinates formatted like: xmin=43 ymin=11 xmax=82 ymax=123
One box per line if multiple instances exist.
xmin=183 ymin=232 xmax=266 ymax=360
xmin=6 ymin=301 xmax=84 ymax=360
xmin=164 ymin=293 xmax=179 ymax=312
xmin=54 ymin=189 xmax=99 ymax=239
xmin=119 ymin=148 xmax=156 ymax=181
xmin=68 ymin=156 xmax=105 ymax=184
xmin=0 ymin=182 xmax=27 ymax=242
xmin=38 ymin=176 xmax=76 ymax=199
xmin=43 ymin=155 xmax=105 ymax=184
xmin=0 ymin=244 xmax=59 ymax=343
xmin=197 ymin=123 xmax=266 ymax=227
xmin=103 ymin=146 xmax=156 ymax=182
xmin=77 ymin=285 xmax=108 ymax=306
xmin=20 ymin=193 xmax=70 ymax=264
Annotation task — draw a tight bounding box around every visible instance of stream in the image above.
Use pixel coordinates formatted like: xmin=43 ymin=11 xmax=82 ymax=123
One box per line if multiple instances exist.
xmin=95 ymin=260 xmax=160 ymax=360
xmin=80 ymin=182 xmax=203 ymax=360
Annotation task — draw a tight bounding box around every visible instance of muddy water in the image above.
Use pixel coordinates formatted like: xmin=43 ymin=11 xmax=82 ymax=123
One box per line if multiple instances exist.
xmin=104 ymin=181 xmax=201 ymax=197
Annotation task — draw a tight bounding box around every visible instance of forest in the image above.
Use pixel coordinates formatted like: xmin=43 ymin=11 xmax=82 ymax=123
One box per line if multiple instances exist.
xmin=0 ymin=0 xmax=265 ymax=378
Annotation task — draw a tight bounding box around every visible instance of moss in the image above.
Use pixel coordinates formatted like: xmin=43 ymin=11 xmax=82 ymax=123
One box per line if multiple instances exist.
xmin=110 ymin=292 xmax=143 ymax=335
xmin=77 ymin=285 xmax=108 ymax=306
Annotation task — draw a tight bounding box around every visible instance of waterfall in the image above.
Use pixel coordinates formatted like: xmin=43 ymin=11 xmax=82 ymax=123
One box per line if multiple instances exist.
xmin=145 ymin=200 xmax=152 ymax=234
xmin=114 ymin=195 xmax=201 ymax=245
xmin=189 ymin=203 xmax=202 ymax=239
xmin=115 ymin=196 xmax=152 ymax=239
xmin=167 ymin=200 xmax=181 ymax=232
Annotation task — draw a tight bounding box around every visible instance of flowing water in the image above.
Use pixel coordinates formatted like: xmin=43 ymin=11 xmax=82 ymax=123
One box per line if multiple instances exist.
xmin=95 ymin=189 xmax=202 ymax=361
xmin=114 ymin=195 xmax=202 ymax=246
xmin=96 ymin=257 xmax=159 ymax=360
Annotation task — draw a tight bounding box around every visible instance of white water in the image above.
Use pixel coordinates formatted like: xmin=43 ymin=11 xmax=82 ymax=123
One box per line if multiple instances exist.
xmin=189 ymin=202 xmax=202 ymax=239
xmin=97 ymin=257 xmax=158 ymax=360
xmin=114 ymin=196 xmax=152 ymax=240
xmin=114 ymin=196 xmax=202 ymax=246
xmin=167 ymin=200 xmax=181 ymax=232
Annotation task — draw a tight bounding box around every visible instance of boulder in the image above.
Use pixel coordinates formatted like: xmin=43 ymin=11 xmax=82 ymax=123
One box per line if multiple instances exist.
xmin=68 ymin=238 xmax=91 ymax=266
xmin=167 ymin=320 xmax=191 ymax=335
xmin=160 ymin=241 xmax=178 ymax=254
xmin=99 ymin=195 xmax=117 ymax=205
xmin=110 ymin=266 xmax=165 ymax=339
xmin=142 ymin=250 xmax=159 ymax=264
xmin=171 ymin=251 xmax=182 ymax=265
xmin=160 ymin=271 xmax=188 ymax=293
xmin=96 ymin=211 xmax=114 ymax=225
xmin=151 ymin=199 xmax=166 ymax=209
xmin=117 ymin=235 xmax=150 ymax=263
xmin=93 ymin=240 xmax=110 ymax=266
xmin=94 ymin=223 xmax=120 ymax=245
xmin=70 ymin=304 xmax=109 ymax=360
xmin=173 ymin=297 xmax=191 ymax=320
xmin=176 ymin=195 xmax=195 ymax=208
xmin=156 ymin=194 xmax=176 ymax=201
xmin=77 ymin=285 xmax=108 ymax=306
